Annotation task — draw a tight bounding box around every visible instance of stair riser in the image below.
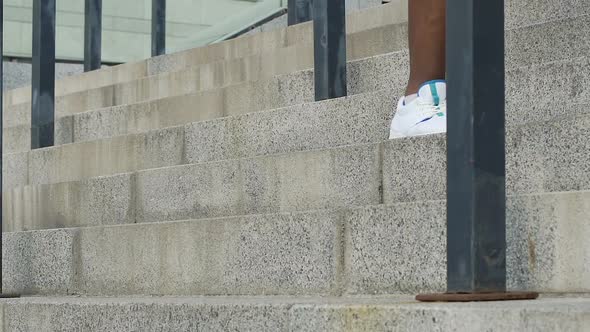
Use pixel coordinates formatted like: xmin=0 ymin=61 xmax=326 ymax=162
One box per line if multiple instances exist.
xmin=3 ymin=191 xmax=589 ymax=296
xmin=347 ymin=193 xmax=590 ymax=294
xmin=384 ymin=114 xmax=590 ymax=203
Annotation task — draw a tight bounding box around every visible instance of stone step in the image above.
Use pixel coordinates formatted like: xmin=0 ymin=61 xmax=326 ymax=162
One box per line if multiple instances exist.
xmin=383 ymin=111 xmax=590 ymax=203
xmin=5 ymin=10 xmax=589 ymax=130
xmin=4 ymin=13 xmax=590 ymax=154
xmin=3 ymin=0 xmax=587 ymax=108
xmin=0 ymin=295 xmax=589 ymax=331
xmin=1 ymin=90 xmax=393 ymax=191
xmin=4 ymin=52 xmax=590 ymax=191
xmin=4 ymin=142 xmax=382 ymax=231
xmin=3 ymin=22 xmax=407 ymax=126
xmin=3 ymin=190 xmax=590 ymax=296
xmin=6 ymin=106 xmax=590 ymax=233
xmin=1 ymin=1 xmax=408 ymax=108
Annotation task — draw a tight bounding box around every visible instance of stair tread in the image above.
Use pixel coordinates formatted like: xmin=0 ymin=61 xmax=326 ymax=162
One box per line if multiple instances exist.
xmin=1 ymin=295 xmax=588 ymax=331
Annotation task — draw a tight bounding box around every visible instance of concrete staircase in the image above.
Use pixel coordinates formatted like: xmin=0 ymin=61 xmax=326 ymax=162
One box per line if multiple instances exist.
xmin=2 ymin=0 xmax=590 ymax=330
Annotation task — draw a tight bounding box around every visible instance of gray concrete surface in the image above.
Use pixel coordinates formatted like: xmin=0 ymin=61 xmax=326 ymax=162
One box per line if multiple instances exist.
xmin=2 ymin=61 xmax=85 ymax=91
xmin=7 ymin=10 xmax=588 ymax=123
xmin=1 ymin=295 xmax=587 ymax=332
xmin=0 ymin=3 xmax=589 ymax=328
xmin=2 ymin=22 xmax=408 ymax=131
xmin=3 ymin=190 xmax=590 ymax=295
xmin=5 ymin=13 xmax=590 ymax=156
xmin=383 ymin=111 xmax=590 ymax=203
xmin=135 ymin=143 xmax=381 ymax=224
xmin=1 ymin=1 xmax=408 ymax=107
xmin=4 ymin=173 xmax=136 ymax=232
xmin=4 ymin=0 xmax=588 ymax=108
xmin=346 ymin=192 xmax=590 ymax=294
xmin=3 ymin=50 xmax=589 ymax=189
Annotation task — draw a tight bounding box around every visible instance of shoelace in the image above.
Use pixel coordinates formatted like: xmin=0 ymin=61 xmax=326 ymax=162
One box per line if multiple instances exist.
xmin=415 ymin=99 xmax=446 ymax=119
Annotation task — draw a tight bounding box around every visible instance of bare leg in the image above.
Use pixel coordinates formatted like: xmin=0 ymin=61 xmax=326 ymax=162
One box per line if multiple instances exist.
xmin=405 ymin=0 xmax=446 ymax=95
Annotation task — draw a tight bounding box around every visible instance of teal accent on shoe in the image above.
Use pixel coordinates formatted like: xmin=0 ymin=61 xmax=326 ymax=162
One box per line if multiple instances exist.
xmin=430 ymin=82 xmax=440 ymax=106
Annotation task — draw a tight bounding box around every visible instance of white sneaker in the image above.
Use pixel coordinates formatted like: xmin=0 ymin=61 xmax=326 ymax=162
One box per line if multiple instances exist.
xmin=389 ymin=80 xmax=447 ymax=139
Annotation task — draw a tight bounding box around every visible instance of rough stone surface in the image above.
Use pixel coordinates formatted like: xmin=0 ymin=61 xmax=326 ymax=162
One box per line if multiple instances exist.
xmin=2 ymin=229 xmax=76 ymax=295
xmin=382 ymin=135 xmax=446 ymax=204
xmin=3 ymin=0 xmax=588 ymax=108
xmin=7 ymin=9 xmax=588 ymax=136
xmin=290 ymin=296 xmax=590 ymax=332
xmin=3 ymin=190 xmax=589 ymax=295
xmin=74 ymin=211 xmax=343 ymax=296
xmin=506 ymin=56 xmax=590 ymax=124
xmin=3 ymin=61 xmax=84 ymax=91
xmin=184 ymin=89 xmax=396 ymax=164
xmin=3 ymin=116 xmax=72 ymax=153
xmin=345 ymin=191 xmax=590 ymax=295
xmin=507 ymin=191 xmax=590 ymax=292
xmin=0 ymin=296 xmax=588 ymax=331
xmin=71 ymin=53 xmax=403 ymax=144
xmin=26 ymin=126 xmax=185 ymax=187
xmin=4 ymin=173 xmax=135 ymax=232
xmin=1 ymin=297 xmax=291 ymax=332
xmin=505 ymin=14 xmax=590 ymax=69
xmin=4 ymin=211 xmax=344 ymax=296
xmin=144 ymin=1 xmax=406 ymax=76
xmin=506 ymin=114 xmax=590 ymax=195
xmin=383 ymin=111 xmax=590 ymax=203
xmin=136 ymin=143 xmax=382 ymax=223
xmin=8 ymin=23 xmax=402 ymax=121
xmin=345 ymin=201 xmax=447 ymax=294
xmin=4 ymin=17 xmax=590 ymax=156
xmin=505 ymin=0 xmax=590 ymax=29
xmin=3 ymin=152 xmax=28 ymax=191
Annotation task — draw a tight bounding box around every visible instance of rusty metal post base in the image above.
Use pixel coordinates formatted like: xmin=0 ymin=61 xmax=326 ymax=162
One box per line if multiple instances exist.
xmin=416 ymin=291 xmax=539 ymax=302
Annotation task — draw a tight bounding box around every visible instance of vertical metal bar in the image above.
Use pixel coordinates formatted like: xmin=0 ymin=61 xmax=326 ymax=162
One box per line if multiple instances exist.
xmin=446 ymin=0 xmax=506 ymax=293
xmin=31 ymin=0 xmax=56 ymax=149
xmin=288 ymin=0 xmax=312 ymax=26
xmin=313 ymin=0 xmax=347 ymax=101
xmin=151 ymin=0 xmax=166 ymax=57
xmin=84 ymin=0 xmax=102 ymax=72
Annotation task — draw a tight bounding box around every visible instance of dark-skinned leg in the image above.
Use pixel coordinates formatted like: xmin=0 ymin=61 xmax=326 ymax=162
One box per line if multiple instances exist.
xmin=406 ymin=0 xmax=446 ymax=95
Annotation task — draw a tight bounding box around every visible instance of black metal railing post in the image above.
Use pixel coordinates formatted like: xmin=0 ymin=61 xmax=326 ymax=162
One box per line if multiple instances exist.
xmin=417 ymin=0 xmax=536 ymax=302
xmin=151 ymin=0 xmax=166 ymax=57
xmin=31 ymin=0 xmax=56 ymax=149
xmin=446 ymin=0 xmax=506 ymax=294
xmin=84 ymin=0 xmax=102 ymax=72
xmin=288 ymin=0 xmax=313 ymax=25
xmin=313 ymin=0 xmax=347 ymax=102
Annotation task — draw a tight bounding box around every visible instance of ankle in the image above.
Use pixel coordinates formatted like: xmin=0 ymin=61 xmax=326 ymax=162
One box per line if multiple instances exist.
xmin=406 ymin=78 xmax=446 ymax=96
